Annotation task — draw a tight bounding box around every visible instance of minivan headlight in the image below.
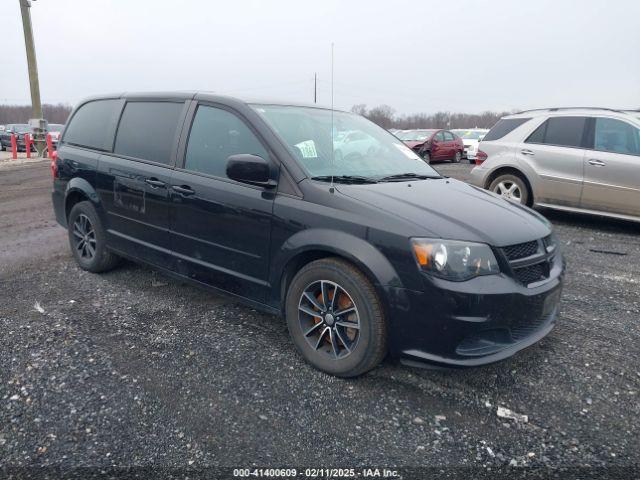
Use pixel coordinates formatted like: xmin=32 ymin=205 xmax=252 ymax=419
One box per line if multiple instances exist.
xmin=411 ymin=239 xmax=500 ymax=281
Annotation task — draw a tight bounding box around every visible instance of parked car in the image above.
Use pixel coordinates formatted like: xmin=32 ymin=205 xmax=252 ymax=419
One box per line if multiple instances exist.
xmin=451 ymin=128 xmax=489 ymax=163
xmin=469 ymin=108 xmax=640 ymax=222
xmin=0 ymin=123 xmax=32 ymax=151
xmin=333 ymin=130 xmax=379 ymax=161
xmin=52 ymin=92 xmax=564 ymax=377
xmin=396 ymin=129 xmax=464 ymax=163
xmin=47 ymin=123 xmax=65 ymax=147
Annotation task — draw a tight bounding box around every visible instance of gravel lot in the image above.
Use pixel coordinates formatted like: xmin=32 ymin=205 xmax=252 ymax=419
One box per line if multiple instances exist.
xmin=1 ymin=160 xmax=639 ymax=477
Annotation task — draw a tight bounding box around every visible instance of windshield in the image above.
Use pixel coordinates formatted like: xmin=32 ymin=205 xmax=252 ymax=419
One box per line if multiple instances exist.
xmin=11 ymin=124 xmax=30 ymax=133
xmin=252 ymin=105 xmax=439 ymax=179
xmin=451 ymin=129 xmax=488 ymax=140
xmin=396 ymin=129 xmax=436 ymax=141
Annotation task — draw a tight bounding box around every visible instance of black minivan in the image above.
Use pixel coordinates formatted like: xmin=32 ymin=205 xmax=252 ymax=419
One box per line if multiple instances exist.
xmin=52 ymin=92 xmax=565 ymax=377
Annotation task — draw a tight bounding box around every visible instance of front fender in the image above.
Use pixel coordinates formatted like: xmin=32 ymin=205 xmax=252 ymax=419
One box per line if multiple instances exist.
xmin=269 ymin=228 xmax=403 ymax=309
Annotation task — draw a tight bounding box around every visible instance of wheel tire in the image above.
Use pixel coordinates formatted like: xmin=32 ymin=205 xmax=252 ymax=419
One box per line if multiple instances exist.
xmin=453 ymin=151 xmax=462 ymax=163
xmin=285 ymin=257 xmax=388 ymax=377
xmin=489 ymin=173 xmax=530 ymax=206
xmin=0 ymin=143 xmax=4 ymax=151
xmin=67 ymin=201 xmax=120 ymax=273
xmin=423 ymin=151 xmax=431 ymax=163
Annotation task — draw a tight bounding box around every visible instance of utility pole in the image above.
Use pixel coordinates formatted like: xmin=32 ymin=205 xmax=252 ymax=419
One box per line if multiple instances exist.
xmin=19 ymin=0 xmax=46 ymax=155
xmin=314 ymin=73 xmax=317 ymax=104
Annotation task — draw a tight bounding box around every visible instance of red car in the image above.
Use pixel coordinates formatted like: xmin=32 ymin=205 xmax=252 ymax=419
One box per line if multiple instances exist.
xmin=396 ymin=129 xmax=464 ymax=163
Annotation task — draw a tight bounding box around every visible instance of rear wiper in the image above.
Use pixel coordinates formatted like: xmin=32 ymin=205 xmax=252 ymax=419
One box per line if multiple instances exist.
xmin=378 ymin=173 xmax=441 ymax=182
xmin=310 ymin=175 xmax=379 ymax=184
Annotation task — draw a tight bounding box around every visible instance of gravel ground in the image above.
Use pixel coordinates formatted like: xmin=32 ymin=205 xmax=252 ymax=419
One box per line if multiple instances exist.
xmin=1 ymin=160 xmax=639 ymax=477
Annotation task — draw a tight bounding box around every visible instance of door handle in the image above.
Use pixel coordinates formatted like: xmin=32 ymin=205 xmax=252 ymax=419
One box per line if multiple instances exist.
xmin=521 ymin=149 xmax=535 ymax=156
xmin=171 ymin=185 xmax=195 ymax=196
xmin=145 ymin=178 xmax=166 ymax=188
xmin=588 ymin=159 xmax=606 ymax=167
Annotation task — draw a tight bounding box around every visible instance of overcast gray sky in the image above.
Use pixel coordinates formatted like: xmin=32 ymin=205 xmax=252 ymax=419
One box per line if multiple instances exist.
xmin=2 ymin=0 xmax=639 ymax=114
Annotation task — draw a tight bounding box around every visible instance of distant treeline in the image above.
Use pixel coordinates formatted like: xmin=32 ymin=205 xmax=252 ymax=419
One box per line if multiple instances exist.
xmin=351 ymin=104 xmax=514 ymax=130
xmin=0 ymin=102 xmax=510 ymax=130
xmin=0 ymin=104 xmax=72 ymax=125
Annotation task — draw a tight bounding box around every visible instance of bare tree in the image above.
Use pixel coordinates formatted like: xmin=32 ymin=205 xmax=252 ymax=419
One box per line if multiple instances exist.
xmin=0 ymin=103 xmax=72 ymax=125
xmin=365 ymin=105 xmax=395 ymax=129
xmin=352 ymin=104 xmax=515 ymax=130
xmin=350 ymin=104 xmax=368 ymax=116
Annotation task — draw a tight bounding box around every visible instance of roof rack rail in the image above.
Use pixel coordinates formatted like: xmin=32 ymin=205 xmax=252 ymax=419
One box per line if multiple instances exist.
xmin=514 ymin=107 xmax=627 ymax=115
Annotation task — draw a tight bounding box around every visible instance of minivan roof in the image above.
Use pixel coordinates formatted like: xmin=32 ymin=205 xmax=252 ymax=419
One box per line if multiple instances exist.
xmin=77 ymin=91 xmax=349 ymax=113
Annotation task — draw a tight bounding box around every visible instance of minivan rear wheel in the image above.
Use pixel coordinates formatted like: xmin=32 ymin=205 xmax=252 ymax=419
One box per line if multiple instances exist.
xmin=285 ymin=258 xmax=387 ymax=377
xmin=489 ymin=174 xmax=530 ymax=205
xmin=67 ymin=201 xmax=120 ymax=273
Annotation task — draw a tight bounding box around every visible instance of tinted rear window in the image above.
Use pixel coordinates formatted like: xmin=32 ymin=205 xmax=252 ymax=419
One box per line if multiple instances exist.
xmin=63 ymin=100 xmax=120 ymax=150
xmin=526 ymin=116 xmax=587 ymax=148
xmin=114 ymin=101 xmax=184 ymax=164
xmin=483 ymin=118 xmax=531 ymax=141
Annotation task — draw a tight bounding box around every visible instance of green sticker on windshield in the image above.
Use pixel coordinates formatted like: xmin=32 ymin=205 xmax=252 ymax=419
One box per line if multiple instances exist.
xmin=295 ymin=140 xmax=318 ymax=158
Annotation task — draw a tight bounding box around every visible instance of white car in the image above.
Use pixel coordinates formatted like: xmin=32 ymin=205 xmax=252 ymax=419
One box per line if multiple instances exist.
xmin=333 ymin=130 xmax=379 ymax=160
xmin=451 ymin=129 xmax=489 ymax=163
xmin=47 ymin=123 xmax=65 ymax=143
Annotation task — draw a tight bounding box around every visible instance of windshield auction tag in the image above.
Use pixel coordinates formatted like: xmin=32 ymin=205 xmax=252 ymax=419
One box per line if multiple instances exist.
xmin=295 ymin=140 xmax=318 ymax=158
xmin=394 ymin=143 xmax=422 ymax=160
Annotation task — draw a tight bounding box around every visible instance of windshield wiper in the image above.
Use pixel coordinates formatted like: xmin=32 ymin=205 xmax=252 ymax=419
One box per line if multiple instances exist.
xmin=310 ymin=175 xmax=378 ymax=184
xmin=378 ymin=173 xmax=441 ymax=182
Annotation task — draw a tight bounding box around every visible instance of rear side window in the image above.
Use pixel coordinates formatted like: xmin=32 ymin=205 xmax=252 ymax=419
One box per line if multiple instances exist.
xmin=483 ymin=118 xmax=531 ymax=141
xmin=63 ymin=99 xmax=120 ymax=150
xmin=526 ymin=116 xmax=587 ymax=148
xmin=114 ymin=101 xmax=184 ymax=164
xmin=444 ymin=131 xmax=454 ymax=141
xmin=542 ymin=117 xmax=587 ymax=147
xmin=184 ymin=105 xmax=268 ymax=179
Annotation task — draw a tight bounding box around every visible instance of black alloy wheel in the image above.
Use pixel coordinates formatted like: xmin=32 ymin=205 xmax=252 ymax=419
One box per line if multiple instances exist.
xmin=67 ymin=201 xmax=120 ymax=273
xmin=286 ymin=257 xmax=387 ymax=377
xmin=298 ymin=279 xmax=361 ymax=359
xmin=72 ymin=213 xmax=97 ymax=261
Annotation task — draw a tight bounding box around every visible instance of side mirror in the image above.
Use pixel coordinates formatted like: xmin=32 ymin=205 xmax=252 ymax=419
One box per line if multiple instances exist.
xmin=226 ymin=154 xmax=276 ymax=188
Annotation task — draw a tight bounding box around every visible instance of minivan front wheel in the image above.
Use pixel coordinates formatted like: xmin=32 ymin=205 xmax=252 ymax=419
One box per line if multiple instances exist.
xmin=489 ymin=174 xmax=530 ymax=205
xmin=67 ymin=201 xmax=120 ymax=273
xmin=286 ymin=258 xmax=387 ymax=377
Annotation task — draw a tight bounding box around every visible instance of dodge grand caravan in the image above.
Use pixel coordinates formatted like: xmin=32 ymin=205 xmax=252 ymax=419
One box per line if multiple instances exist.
xmin=52 ymin=92 xmax=565 ymax=377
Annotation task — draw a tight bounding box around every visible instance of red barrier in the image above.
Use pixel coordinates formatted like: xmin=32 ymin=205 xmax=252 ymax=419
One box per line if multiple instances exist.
xmin=50 ymin=149 xmax=58 ymax=178
xmin=46 ymin=133 xmax=54 ymax=159
xmin=24 ymin=134 xmax=31 ymax=159
xmin=10 ymin=133 xmax=17 ymax=159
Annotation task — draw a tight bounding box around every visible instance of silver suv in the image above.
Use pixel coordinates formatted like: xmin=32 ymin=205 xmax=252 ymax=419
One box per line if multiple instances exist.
xmin=469 ymin=108 xmax=640 ymax=222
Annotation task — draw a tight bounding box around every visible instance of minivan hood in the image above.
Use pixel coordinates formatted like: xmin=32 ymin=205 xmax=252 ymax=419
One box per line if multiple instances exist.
xmin=336 ymin=178 xmax=551 ymax=246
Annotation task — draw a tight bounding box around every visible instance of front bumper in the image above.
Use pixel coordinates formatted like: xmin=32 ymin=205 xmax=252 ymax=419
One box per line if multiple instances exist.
xmin=385 ymin=252 xmax=565 ymax=367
